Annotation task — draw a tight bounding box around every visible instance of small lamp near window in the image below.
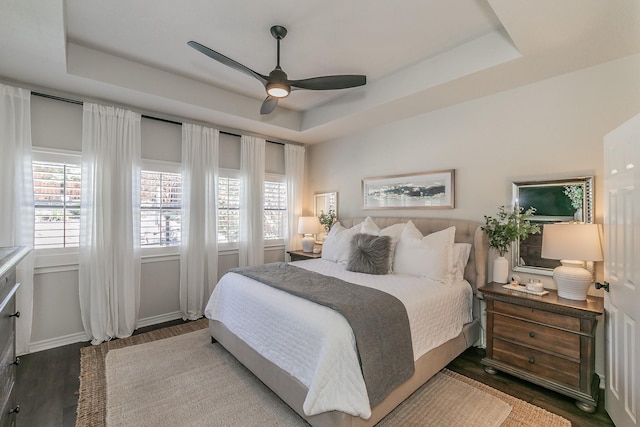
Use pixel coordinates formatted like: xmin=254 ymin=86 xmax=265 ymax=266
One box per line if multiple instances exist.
xmin=541 ymin=223 xmax=603 ymax=301
xmin=298 ymin=217 xmax=321 ymax=253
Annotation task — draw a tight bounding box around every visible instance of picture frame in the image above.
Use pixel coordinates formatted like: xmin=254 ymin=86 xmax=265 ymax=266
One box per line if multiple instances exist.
xmin=362 ymin=169 xmax=455 ymax=209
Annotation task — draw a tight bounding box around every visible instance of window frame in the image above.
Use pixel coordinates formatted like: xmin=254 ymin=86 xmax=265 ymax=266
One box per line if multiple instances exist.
xmin=263 ymin=172 xmax=287 ymax=247
xmin=216 ymin=170 xmax=288 ymax=251
xmin=217 ymin=168 xmax=241 ymax=252
xmin=30 ymin=153 xmax=287 ymax=266
xmin=140 ymin=159 xmax=182 ymax=258
xmin=31 ymin=148 xmax=83 ymax=269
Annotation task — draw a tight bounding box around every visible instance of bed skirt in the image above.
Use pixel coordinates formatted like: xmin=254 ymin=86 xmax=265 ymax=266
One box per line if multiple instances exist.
xmin=209 ymin=318 xmax=481 ymax=427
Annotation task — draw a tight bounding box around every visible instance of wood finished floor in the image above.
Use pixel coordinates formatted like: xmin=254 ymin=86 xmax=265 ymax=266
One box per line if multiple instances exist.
xmin=16 ymin=321 xmax=614 ymax=427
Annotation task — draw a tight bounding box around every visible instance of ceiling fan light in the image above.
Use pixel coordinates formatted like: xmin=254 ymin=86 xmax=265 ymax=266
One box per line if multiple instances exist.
xmin=266 ymin=83 xmax=290 ymax=98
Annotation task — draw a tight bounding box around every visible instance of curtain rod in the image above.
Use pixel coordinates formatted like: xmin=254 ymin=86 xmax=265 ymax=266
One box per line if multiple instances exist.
xmin=31 ymin=91 xmax=284 ymax=144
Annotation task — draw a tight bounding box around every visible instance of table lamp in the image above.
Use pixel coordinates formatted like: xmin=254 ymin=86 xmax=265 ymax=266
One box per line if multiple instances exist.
xmin=541 ymin=223 xmax=603 ymax=300
xmin=298 ymin=217 xmax=320 ymax=253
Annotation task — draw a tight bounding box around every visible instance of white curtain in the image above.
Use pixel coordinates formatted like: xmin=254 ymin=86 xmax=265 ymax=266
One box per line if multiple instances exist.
xmin=239 ymin=135 xmax=265 ymax=267
xmin=0 ymin=84 xmax=35 ymax=355
xmin=284 ymin=144 xmax=305 ymax=253
xmin=180 ymin=123 xmax=219 ymax=320
xmin=79 ymin=103 xmax=141 ymax=345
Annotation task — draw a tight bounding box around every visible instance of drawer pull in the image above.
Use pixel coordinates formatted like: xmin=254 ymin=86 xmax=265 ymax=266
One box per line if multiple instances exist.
xmin=11 ymin=356 xmax=20 ymax=366
xmin=529 ymin=331 xmax=536 ymax=338
xmin=9 ymin=405 xmax=19 ymax=414
xmin=528 ymin=357 xmax=535 ymax=364
xmin=9 ymin=311 xmax=20 ymax=318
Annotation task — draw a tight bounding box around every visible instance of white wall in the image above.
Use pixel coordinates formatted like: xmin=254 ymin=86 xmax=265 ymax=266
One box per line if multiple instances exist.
xmin=306 ymin=53 xmax=640 ymax=381
xmin=28 ymin=96 xmax=287 ymax=352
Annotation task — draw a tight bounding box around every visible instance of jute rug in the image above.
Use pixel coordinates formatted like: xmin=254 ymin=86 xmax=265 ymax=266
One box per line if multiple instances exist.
xmin=77 ymin=320 xmax=571 ymax=427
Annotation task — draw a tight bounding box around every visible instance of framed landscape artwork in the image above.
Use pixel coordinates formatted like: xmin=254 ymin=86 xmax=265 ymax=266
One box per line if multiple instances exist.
xmin=362 ymin=169 xmax=455 ymax=209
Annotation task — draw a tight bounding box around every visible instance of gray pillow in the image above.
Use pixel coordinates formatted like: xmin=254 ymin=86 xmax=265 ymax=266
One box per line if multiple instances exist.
xmin=346 ymin=233 xmax=392 ymax=275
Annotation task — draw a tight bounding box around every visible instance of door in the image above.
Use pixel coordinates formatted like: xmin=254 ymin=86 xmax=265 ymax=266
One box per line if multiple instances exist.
xmin=603 ymin=113 xmax=640 ymax=427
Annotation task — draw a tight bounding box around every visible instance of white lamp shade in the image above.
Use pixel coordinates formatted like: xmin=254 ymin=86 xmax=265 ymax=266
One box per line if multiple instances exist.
xmin=298 ymin=216 xmax=321 ymax=235
xmin=541 ymin=223 xmax=603 ymax=262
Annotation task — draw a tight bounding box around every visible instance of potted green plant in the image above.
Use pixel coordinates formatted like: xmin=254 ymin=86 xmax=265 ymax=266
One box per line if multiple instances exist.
xmin=482 ymin=205 xmax=540 ymax=283
xmin=318 ymin=209 xmax=337 ymax=233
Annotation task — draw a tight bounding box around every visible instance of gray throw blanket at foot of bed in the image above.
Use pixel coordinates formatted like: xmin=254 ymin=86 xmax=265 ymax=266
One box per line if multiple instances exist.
xmin=230 ymin=262 xmax=415 ymax=407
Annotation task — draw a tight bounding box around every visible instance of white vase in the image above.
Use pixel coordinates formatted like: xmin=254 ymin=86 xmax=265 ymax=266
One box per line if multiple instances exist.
xmin=493 ymin=256 xmax=509 ymax=283
xmin=574 ymin=208 xmax=583 ymax=222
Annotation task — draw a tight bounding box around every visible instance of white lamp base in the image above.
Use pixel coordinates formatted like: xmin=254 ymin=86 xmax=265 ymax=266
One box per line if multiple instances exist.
xmin=301 ymin=235 xmax=315 ymax=253
xmin=553 ymin=260 xmax=592 ymax=300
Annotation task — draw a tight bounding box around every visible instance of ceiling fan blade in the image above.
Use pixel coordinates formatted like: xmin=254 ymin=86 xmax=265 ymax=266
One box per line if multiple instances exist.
xmin=187 ymin=41 xmax=267 ymax=84
xmin=260 ymin=96 xmax=278 ymax=115
xmin=290 ymin=75 xmax=366 ymax=91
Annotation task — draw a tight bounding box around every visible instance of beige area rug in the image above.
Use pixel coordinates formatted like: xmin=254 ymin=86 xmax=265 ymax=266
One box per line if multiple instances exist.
xmin=77 ymin=320 xmax=571 ymax=427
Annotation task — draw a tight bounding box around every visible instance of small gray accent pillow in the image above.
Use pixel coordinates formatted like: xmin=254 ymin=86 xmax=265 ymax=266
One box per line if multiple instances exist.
xmin=347 ymin=233 xmax=392 ymax=275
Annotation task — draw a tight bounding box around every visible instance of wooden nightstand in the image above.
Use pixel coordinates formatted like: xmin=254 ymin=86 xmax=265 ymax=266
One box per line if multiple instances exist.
xmin=286 ymin=250 xmax=322 ymax=262
xmin=478 ymin=282 xmax=604 ymax=413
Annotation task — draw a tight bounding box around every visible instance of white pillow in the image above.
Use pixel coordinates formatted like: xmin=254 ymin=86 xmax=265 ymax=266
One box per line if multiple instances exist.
xmin=321 ymin=222 xmax=362 ymax=265
xmin=360 ymin=217 xmax=380 ymax=235
xmin=452 ymin=243 xmax=472 ymax=281
xmin=358 ymin=218 xmax=405 ymax=272
xmin=393 ymin=221 xmax=456 ymax=283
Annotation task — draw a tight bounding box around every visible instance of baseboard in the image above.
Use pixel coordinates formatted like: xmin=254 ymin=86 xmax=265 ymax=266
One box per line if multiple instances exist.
xmin=136 ymin=311 xmax=183 ymax=328
xmin=27 ymin=311 xmax=184 ymax=354
xmin=27 ymin=331 xmax=88 ymax=355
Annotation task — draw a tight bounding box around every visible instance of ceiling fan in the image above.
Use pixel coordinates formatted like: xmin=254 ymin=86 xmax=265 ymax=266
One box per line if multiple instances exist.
xmin=188 ymin=25 xmax=367 ymax=115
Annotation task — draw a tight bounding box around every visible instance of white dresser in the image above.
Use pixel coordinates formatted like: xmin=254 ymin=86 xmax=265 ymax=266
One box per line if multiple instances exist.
xmin=0 ymin=247 xmax=30 ymax=427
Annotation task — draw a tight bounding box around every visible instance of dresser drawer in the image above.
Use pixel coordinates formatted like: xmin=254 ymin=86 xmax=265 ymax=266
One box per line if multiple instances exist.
xmin=0 ymin=383 xmax=16 ymax=427
xmin=0 ymin=333 xmax=15 ymax=413
xmin=494 ymin=338 xmax=580 ymax=388
xmin=493 ymin=300 xmax=581 ymax=331
xmin=0 ymin=293 xmax=16 ymax=356
xmin=493 ymin=314 xmax=580 ymax=359
xmin=0 ymin=270 xmax=15 ymax=310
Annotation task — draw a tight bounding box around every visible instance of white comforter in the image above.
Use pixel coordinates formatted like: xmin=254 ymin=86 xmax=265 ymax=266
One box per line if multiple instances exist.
xmin=204 ymin=259 xmax=472 ymax=419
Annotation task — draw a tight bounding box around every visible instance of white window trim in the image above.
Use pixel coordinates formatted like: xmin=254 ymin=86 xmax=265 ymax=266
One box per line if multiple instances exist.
xmin=141 ymin=158 xmax=181 ymax=174
xmin=32 ymin=146 xmax=82 ymax=164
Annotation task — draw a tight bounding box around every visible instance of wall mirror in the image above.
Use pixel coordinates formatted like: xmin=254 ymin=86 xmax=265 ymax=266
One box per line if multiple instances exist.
xmin=314 ymin=192 xmax=338 ymax=242
xmin=512 ymin=176 xmax=594 ymax=276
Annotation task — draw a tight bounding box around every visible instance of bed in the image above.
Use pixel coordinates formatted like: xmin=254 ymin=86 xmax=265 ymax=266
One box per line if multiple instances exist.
xmin=205 ymin=217 xmax=488 ymax=427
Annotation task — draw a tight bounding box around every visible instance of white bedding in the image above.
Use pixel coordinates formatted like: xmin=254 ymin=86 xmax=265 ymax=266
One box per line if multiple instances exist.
xmin=204 ymin=259 xmax=473 ymax=419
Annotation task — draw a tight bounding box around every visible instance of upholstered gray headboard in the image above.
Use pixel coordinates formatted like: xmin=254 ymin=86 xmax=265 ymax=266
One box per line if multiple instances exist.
xmin=339 ymin=217 xmax=488 ymax=293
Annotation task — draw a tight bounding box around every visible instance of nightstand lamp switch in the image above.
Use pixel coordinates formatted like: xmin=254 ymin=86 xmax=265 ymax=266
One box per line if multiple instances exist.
xmin=541 ymin=223 xmax=603 ymax=301
xmin=298 ymin=217 xmax=321 ymax=253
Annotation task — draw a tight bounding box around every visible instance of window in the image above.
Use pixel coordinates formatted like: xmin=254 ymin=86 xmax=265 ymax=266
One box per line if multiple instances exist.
xmin=264 ymin=177 xmax=287 ymax=242
xmin=216 ymin=172 xmax=287 ymax=247
xmin=217 ymin=175 xmax=240 ymax=245
xmin=141 ymin=170 xmax=182 ymax=247
xmin=33 ymin=160 xmax=81 ymax=249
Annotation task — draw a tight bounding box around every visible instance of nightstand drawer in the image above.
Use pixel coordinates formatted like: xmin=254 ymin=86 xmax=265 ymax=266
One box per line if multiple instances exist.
xmin=494 ymin=315 xmax=580 ymax=359
xmin=287 ymin=250 xmax=322 ymax=262
xmin=494 ymin=338 xmax=580 ymax=388
xmin=493 ymin=300 xmax=580 ymax=331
